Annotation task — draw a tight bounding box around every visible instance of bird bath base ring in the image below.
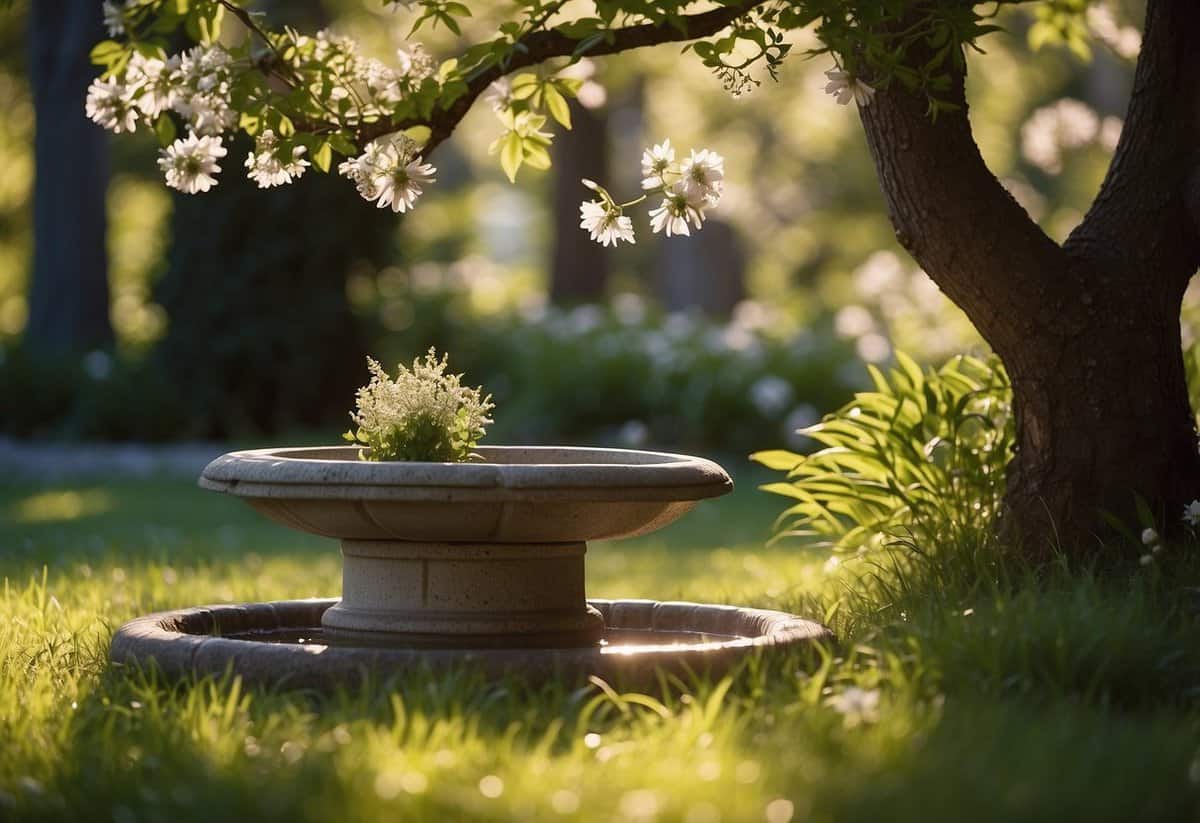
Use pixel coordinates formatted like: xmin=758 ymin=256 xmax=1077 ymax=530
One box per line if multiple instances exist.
xmin=110 ymin=598 xmax=832 ymax=689
xmin=108 ymin=445 xmax=833 ymax=687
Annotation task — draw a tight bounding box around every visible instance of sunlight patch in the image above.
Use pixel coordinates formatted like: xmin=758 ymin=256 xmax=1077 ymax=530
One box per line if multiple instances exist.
xmin=14 ymin=489 xmax=115 ymax=523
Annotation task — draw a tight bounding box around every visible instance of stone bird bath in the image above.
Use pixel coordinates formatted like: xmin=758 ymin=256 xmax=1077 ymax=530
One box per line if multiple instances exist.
xmin=111 ymin=446 xmax=831 ymax=687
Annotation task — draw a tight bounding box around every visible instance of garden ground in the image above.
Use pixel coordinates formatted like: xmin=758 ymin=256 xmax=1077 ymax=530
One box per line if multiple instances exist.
xmin=2 ymin=467 xmax=1200 ymax=822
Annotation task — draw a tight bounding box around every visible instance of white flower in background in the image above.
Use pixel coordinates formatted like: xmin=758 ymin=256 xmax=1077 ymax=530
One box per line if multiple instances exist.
xmin=1020 ymin=99 xmax=1100 ymax=174
xmin=648 ymin=187 xmax=704 ymax=237
xmin=678 ymin=148 xmax=724 ymax=206
xmin=157 ymin=132 xmax=227 ymax=194
xmin=1184 ymin=500 xmax=1200 ymax=527
xmin=1087 ymin=4 xmax=1141 ymax=59
xmin=750 ymin=375 xmax=793 ymax=416
xmin=826 ymin=687 xmax=881 ymax=724
xmin=612 ymin=292 xmax=646 ymax=326
xmin=85 ymin=77 xmax=139 ymax=133
xmin=824 ymin=68 xmax=875 ymax=106
xmin=102 ymin=0 xmax=127 ymax=37
xmin=484 ymin=78 xmax=513 ymax=112
xmin=244 ymin=130 xmax=310 ymax=188
xmin=82 ymin=350 xmax=113 ymax=381
xmin=640 ymin=139 xmax=675 ymax=190
xmin=558 ymin=58 xmax=606 ymax=109
xmin=618 ymin=420 xmax=650 ymax=448
xmin=579 ymin=200 xmax=635 ymax=247
xmin=125 ymin=52 xmax=177 ymax=118
xmin=1141 ymin=527 xmax=1159 ymax=546
xmin=834 ymin=304 xmax=876 ymax=338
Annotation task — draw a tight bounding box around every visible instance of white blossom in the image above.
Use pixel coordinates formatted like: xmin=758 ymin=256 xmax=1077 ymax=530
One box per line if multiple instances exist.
xmin=640 ymin=139 xmax=675 ymax=191
xmin=102 ymin=0 xmax=127 ymax=37
xmin=579 ymin=200 xmax=635 ymax=247
xmin=484 ymin=78 xmax=513 ymax=112
xmin=1087 ymin=4 xmax=1141 ymax=59
xmin=85 ymin=77 xmax=139 ymax=133
xmin=826 ymin=687 xmax=881 ymax=723
xmin=376 ymin=156 xmax=437 ymax=213
xmin=648 ymin=186 xmax=705 ymax=237
xmin=338 ymin=142 xmax=388 ymax=200
xmin=125 ymin=52 xmax=177 ymax=118
xmin=395 ymin=44 xmax=436 ymax=80
xmin=678 ymin=148 xmax=724 ymax=206
xmin=171 ymin=44 xmax=236 ymax=135
xmin=1141 ymin=527 xmax=1159 ymax=546
xmin=1184 ymin=500 xmax=1200 ymax=527
xmin=340 ymin=135 xmax=435 ymax=212
xmin=824 ymin=68 xmax=875 ymax=106
xmin=157 ymin=132 xmax=227 ymax=194
xmin=244 ymin=130 xmax=310 ymax=188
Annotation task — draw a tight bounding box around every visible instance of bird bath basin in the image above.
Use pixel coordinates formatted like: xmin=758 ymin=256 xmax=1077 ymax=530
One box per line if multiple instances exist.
xmin=111 ymin=446 xmax=831 ymax=685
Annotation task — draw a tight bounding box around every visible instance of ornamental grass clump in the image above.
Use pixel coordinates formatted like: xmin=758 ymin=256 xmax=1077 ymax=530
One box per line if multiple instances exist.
xmin=344 ymin=349 xmax=493 ymax=462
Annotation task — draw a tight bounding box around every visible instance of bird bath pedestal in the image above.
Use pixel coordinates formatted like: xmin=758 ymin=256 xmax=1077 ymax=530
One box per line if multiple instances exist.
xmin=111 ymin=446 xmax=831 ymax=687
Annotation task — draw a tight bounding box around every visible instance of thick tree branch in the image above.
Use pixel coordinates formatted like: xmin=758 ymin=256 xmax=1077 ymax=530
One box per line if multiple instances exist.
xmin=856 ymin=61 xmax=1068 ymax=351
xmin=1065 ymin=0 xmax=1200 ymax=291
xmin=363 ymin=0 xmax=769 ymax=154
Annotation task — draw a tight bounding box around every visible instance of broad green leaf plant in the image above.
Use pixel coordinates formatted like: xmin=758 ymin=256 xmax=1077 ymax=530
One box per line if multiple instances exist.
xmin=752 ymin=353 xmax=1013 ymax=554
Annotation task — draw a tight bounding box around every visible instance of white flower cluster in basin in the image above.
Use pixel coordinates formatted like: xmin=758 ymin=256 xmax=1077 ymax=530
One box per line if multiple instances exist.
xmin=344 ymin=349 xmax=493 ymax=463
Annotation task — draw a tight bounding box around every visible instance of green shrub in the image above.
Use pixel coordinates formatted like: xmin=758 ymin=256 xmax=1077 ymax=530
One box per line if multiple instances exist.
xmin=751 ymin=352 xmax=1013 ymax=553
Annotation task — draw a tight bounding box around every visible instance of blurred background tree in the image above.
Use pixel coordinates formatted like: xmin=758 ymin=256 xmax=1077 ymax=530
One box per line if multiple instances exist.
xmin=0 ymin=0 xmax=1159 ymax=454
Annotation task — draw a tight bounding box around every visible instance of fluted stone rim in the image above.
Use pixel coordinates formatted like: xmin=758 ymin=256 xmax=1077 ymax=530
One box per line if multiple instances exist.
xmin=110 ymin=599 xmax=833 ymax=689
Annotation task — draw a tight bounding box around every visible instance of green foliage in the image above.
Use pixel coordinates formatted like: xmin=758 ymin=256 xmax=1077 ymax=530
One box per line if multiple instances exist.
xmin=752 ymin=352 xmax=1013 ymax=552
xmin=88 ymin=0 xmax=1053 ymax=189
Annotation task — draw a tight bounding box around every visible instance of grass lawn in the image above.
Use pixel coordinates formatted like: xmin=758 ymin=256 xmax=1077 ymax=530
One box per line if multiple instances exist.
xmin=2 ymin=466 xmax=1200 ymax=822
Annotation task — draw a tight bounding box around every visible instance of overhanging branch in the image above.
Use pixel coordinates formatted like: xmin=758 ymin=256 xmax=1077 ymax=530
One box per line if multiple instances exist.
xmin=364 ymin=0 xmax=770 ymax=153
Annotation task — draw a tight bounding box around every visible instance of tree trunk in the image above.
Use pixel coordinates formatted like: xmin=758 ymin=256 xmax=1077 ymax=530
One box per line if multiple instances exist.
xmin=857 ymin=0 xmax=1200 ymax=559
xmin=549 ymin=100 xmax=610 ymax=303
xmin=1000 ymin=273 xmax=1199 ymax=555
xmin=25 ymin=0 xmax=113 ymax=354
xmin=655 ymin=219 xmax=747 ymax=316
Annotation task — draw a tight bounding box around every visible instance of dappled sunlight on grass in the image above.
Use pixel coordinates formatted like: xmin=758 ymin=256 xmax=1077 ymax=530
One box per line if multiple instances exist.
xmin=3 ymin=479 xmax=1200 ymax=821
xmin=11 ymin=488 xmax=115 ymax=524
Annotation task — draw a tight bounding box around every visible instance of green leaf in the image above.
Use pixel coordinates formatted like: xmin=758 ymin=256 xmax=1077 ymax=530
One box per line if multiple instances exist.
xmin=522 ymin=142 xmax=551 ymax=170
xmin=328 ymin=133 xmax=359 ymax=156
xmin=750 ymin=450 xmax=805 ymax=471
xmin=544 ymin=83 xmax=571 ymax=129
xmin=153 ymin=114 xmax=177 ymax=147
xmin=500 ymin=130 xmax=523 ymax=182
xmin=312 ymin=141 xmax=333 ymax=173
xmin=90 ymin=40 xmax=125 ymax=67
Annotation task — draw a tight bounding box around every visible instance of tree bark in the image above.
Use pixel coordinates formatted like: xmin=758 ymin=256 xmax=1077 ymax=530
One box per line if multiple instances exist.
xmin=25 ymin=0 xmax=113 ymax=355
xmin=857 ymin=0 xmax=1200 ymax=559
